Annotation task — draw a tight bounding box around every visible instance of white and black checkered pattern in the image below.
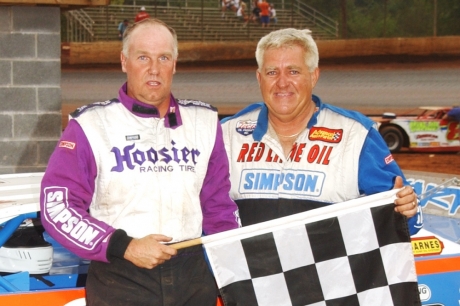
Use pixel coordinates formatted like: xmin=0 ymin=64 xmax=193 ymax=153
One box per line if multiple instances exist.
xmin=205 ymin=196 xmax=420 ymax=306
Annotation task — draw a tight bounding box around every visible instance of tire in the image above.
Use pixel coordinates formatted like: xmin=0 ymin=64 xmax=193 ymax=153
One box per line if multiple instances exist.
xmin=380 ymin=126 xmax=404 ymax=153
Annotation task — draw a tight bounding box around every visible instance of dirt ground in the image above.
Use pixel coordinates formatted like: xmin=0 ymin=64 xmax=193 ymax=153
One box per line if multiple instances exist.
xmin=62 ymin=56 xmax=460 ymax=176
xmin=318 ymin=56 xmax=460 ymax=176
xmin=393 ymin=151 xmax=460 ymax=175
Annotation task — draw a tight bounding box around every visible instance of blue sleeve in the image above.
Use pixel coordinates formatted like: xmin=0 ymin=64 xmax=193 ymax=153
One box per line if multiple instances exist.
xmin=358 ymin=128 xmax=404 ymax=194
xmin=407 ymin=207 xmax=423 ymax=236
xmin=359 ymin=127 xmax=422 ymax=235
xmin=447 ymin=107 xmax=460 ymax=121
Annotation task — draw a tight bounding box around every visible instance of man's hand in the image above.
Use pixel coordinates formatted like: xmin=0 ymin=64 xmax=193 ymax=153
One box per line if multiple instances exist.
xmin=393 ymin=176 xmax=418 ymax=218
xmin=124 ymin=234 xmax=178 ymax=269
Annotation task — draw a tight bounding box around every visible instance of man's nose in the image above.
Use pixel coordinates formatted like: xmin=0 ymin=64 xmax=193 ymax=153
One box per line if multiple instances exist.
xmin=276 ymin=72 xmax=288 ymax=87
xmin=148 ymin=61 xmax=159 ymax=75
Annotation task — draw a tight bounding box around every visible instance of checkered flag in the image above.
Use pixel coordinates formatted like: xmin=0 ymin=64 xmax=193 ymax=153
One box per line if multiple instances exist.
xmin=203 ymin=189 xmax=421 ymax=306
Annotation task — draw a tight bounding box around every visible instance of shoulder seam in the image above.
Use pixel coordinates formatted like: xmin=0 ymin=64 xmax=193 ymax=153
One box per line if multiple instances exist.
xmin=70 ymin=98 xmax=120 ymax=119
xmin=177 ymin=99 xmax=217 ymax=112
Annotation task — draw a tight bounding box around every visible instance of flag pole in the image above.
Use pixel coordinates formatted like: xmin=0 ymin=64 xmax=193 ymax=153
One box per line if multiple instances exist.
xmin=169 ymin=237 xmax=203 ymax=249
xmin=417 ymin=176 xmax=459 ymax=201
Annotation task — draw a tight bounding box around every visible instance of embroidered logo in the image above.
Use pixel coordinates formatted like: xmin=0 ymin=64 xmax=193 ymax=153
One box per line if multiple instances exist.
xmin=59 ymin=141 xmax=76 ymax=150
xmin=239 ymin=169 xmax=325 ymax=196
xmin=111 ymin=141 xmax=201 ymax=172
xmin=126 ymin=134 xmax=140 ymax=141
xmin=236 ymin=120 xmax=257 ymax=136
xmin=308 ymin=127 xmax=343 ymax=143
xmin=43 ymin=187 xmax=104 ymax=250
xmin=384 ymin=154 xmax=394 ymax=164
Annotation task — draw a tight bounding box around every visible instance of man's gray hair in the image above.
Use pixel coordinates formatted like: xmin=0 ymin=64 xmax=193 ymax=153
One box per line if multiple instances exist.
xmin=122 ymin=18 xmax=178 ymax=59
xmin=255 ymin=28 xmax=319 ymax=72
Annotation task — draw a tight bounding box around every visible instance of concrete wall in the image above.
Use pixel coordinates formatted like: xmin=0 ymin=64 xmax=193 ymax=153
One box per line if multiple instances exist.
xmin=0 ymin=6 xmax=61 ymax=174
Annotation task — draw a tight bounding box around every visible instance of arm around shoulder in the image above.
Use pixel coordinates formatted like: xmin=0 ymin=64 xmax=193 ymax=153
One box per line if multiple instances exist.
xmin=200 ymin=121 xmax=240 ymax=235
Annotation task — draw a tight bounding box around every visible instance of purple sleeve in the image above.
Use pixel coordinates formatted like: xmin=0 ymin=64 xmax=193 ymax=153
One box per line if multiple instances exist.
xmin=40 ymin=120 xmax=116 ymax=262
xmin=200 ymin=121 xmax=240 ymax=235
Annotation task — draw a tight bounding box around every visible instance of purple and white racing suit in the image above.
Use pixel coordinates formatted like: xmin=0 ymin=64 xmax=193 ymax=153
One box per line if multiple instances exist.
xmin=40 ymin=83 xmax=240 ymax=263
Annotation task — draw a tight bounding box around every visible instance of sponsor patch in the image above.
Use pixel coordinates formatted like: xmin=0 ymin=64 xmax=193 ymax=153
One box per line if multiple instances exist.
xmin=416 ymin=134 xmax=438 ymax=140
xmin=43 ymin=186 xmax=105 ymax=250
xmin=239 ymin=169 xmax=325 ymax=196
xmin=126 ymin=134 xmax=140 ymax=141
xmin=409 ymin=121 xmax=439 ymax=132
xmin=59 ymin=141 xmax=76 ymax=150
xmin=110 ymin=142 xmax=200 ymax=172
xmin=236 ymin=120 xmax=257 ymax=136
xmin=308 ymin=127 xmax=343 ymax=143
xmin=384 ymin=154 xmax=394 ymax=164
xmin=418 ymin=284 xmax=432 ymax=302
xmin=411 ymin=236 xmax=444 ymax=257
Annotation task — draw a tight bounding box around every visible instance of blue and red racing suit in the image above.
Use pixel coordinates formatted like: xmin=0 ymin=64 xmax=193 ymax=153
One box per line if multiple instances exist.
xmin=221 ymin=95 xmax=422 ymax=235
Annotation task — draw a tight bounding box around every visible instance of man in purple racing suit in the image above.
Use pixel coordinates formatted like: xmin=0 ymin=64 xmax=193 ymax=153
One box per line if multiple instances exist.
xmin=40 ymin=18 xmax=239 ymax=306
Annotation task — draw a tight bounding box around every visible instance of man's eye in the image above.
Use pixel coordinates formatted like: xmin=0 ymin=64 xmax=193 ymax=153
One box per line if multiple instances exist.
xmin=290 ymin=70 xmax=299 ymax=74
xmin=267 ymin=71 xmax=276 ymax=75
xmin=139 ymin=56 xmax=147 ymax=61
xmin=160 ymin=55 xmax=169 ymax=61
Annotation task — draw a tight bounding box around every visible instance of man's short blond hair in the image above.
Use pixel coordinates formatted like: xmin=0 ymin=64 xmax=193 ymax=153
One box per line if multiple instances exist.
xmin=255 ymin=28 xmax=319 ymax=72
xmin=122 ymin=18 xmax=178 ymax=60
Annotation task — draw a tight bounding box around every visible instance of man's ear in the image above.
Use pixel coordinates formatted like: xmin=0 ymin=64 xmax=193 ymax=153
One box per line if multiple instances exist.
xmin=120 ymin=52 xmax=127 ymax=73
xmin=311 ymin=67 xmax=320 ymax=88
xmin=256 ymin=69 xmax=261 ymax=87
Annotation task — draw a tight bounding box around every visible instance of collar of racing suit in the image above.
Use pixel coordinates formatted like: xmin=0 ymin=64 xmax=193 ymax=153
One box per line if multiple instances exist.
xmin=252 ymin=94 xmax=322 ymax=141
xmin=118 ymin=82 xmax=182 ymax=129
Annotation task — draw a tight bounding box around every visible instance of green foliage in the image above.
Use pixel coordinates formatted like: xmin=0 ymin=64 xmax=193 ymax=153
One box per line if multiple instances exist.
xmin=305 ymin=0 xmax=460 ymax=38
xmin=305 ymin=0 xmax=341 ymax=16
xmin=437 ymin=0 xmax=460 ymax=35
xmin=347 ymin=0 xmax=385 ymax=38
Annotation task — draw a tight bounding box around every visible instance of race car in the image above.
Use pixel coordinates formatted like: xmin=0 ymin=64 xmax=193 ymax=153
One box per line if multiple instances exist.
xmin=1 ymin=172 xmax=460 ymax=306
xmin=371 ymin=106 xmax=460 ymax=153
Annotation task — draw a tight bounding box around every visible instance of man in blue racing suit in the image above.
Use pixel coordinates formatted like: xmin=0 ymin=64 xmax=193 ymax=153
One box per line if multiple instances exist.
xmin=221 ymin=28 xmax=422 ymax=236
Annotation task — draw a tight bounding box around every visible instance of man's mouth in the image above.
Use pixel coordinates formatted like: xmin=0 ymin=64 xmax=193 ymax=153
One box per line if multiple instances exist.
xmin=147 ymin=80 xmax=160 ymax=86
xmin=275 ymin=92 xmax=292 ymax=97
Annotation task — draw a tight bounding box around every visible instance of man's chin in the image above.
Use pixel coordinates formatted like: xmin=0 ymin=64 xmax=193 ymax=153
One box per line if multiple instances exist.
xmin=143 ymin=94 xmax=170 ymax=107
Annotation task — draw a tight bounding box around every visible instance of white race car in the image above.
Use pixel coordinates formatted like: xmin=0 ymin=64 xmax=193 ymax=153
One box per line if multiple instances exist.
xmin=371 ymin=106 xmax=460 ymax=153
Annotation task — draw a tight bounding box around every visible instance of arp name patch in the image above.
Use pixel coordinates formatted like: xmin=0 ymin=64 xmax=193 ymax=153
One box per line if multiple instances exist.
xmin=59 ymin=141 xmax=76 ymax=150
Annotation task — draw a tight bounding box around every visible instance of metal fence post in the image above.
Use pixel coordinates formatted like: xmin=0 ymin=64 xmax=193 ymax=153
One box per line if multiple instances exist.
xmin=433 ymin=0 xmax=437 ymax=37
xmin=105 ymin=6 xmax=109 ymax=40
xmin=201 ymin=0 xmax=204 ymax=42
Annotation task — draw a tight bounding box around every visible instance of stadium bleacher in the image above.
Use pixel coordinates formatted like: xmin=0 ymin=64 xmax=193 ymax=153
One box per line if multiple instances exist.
xmin=64 ymin=3 xmax=337 ymax=42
